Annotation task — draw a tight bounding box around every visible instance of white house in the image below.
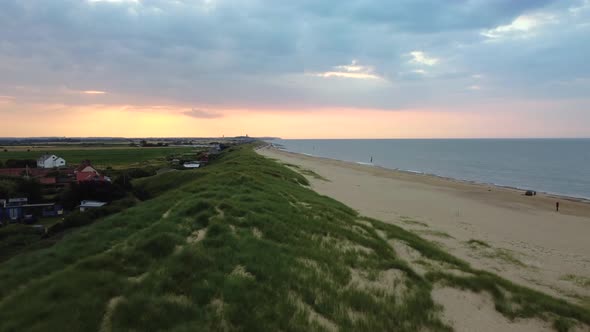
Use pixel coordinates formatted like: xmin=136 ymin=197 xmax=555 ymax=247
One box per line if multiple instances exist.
xmin=183 ymin=162 xmax=200 ymax=169
xmin=37 ymin=154 xmax=66 ymax=168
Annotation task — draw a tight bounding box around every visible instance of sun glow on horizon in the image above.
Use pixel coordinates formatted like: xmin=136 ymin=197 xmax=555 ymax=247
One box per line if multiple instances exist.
xmin=82 ymin=90 xmax=107 ymax=95
xmin=1 ymin=101 xmax=587 ymax=139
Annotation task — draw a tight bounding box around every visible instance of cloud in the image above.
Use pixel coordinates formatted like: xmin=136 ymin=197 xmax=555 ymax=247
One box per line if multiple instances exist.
xmin=183 ymin=108 xmax=223 ymax=119
xmin=569 ymin=0 xmax=590 ymax=15
xmin=481 ymin=13 xmax=558 ymax=39
xmin=408 ymin=51 xmax=439 ymax=66
xmin=82 ymin=90 xmax=107 ymax=95
xmin=0 ymin=0 xmax=588 ymax=115
xmin=88 ymin=0 xmax=139 ymax=3
xmin=310 ymin=60 xmax=383 ymax=80
xmin=0 ymin=95 xmax=16 ymax=105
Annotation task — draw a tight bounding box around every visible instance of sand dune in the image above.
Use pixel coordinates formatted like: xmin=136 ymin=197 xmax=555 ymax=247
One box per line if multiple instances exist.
xmin=258 ymin=147 xmax=590 ymax=310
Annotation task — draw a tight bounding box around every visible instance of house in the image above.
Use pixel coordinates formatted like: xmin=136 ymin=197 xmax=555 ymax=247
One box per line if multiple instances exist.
xmin=75 ymin=160 xmax=98 ymax=174
xmin=22 ymin=203 xmax=64 ymax=218
xmin=39 ymin=177 xmax=57 ymax=185
xmin=0 ymin=168 xmax=52 ymax=178
xmin=37 ymin=154 xmax=66 ymax=168
xmin=0 ymin=199 xmax=64 ymax=223
xmin=76 ymin=172 xmax=111 ymax=183
xmin=80 ymin=200 xmax=107 ymax=212
xmin=183 ymin=162 xmax=200 ymax=169
xmin=74 ymin=160 xmax=111 ymax=183
xmin=4 ymin=198 xmax=28 ymax=222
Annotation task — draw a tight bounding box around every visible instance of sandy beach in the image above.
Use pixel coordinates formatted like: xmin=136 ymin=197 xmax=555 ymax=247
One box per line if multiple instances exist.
xmin=258 ymin=147 xmax=590 ymax=311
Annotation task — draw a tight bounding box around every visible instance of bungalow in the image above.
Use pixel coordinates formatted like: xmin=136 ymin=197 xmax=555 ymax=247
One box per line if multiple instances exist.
xmin=75 ymin=160 xmax=98 ymax=174
xmin=0 ymin=198 xmax=64 ymax=224
xmin=3 ymin=198 xmax=28 ymax=222
xmin=22 ymin=203 xmax=64 ymax=218
xmin=76 ymin=172 xmax=111 ymax=183
xmin=74 ymin=160 xmax=111 ymax=183
xmin=37 ymin=154 xmax=66 ymax=169
xmin=80 ymin=200 xmax=107 ymax=212
xmin=183 ymin=162 xmax=200 ymax=169
xmin=0 ymin=168 xmax=52 ymax=178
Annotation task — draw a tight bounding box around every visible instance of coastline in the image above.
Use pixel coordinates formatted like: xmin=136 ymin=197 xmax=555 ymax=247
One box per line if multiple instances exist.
xmin=274 ymin=145 xmax=590 ymax=204
xmin=271 ymin=145 xmax=590 ymax=217
xmin=258 ymin=145 xmax=590 ymax=306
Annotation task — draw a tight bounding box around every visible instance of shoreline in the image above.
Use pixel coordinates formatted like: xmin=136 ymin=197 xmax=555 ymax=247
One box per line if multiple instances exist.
xmin=258 ymin=145 xmax=590 ymax=306
xmin=273 ymin=145 xmax=590 ymax=207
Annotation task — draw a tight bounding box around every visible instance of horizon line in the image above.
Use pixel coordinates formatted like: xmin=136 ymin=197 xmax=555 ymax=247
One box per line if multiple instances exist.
xmin=1 ymin=136 xmax=590 ymax=140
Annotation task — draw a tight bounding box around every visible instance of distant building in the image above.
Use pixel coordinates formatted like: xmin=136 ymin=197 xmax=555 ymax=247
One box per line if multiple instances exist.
xmin=80 ymin=200 xmax=107 ymax=212
xmin=39 ymin=177 xmax=57 ymax=185
xmin=183 ymin=162 xmax=200 ymax=169
xmin=3 ymin=198 xmax=28 ymax=222
xmin=37 ymin=154 xmax=66 ymax=168
xmin=74 ymin=160 xmax=111 ymax=183
xmin=75 ymin=160 xmax=98 ymax=174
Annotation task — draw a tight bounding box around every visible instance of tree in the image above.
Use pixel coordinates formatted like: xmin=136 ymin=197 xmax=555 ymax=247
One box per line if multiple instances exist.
xmin=5 ymin=159 xmax=37 ymax=168
xmin=0 ymin=179 xmax=18 ymax=199
xmin=15 ymin=179 xmax=42 ymax=202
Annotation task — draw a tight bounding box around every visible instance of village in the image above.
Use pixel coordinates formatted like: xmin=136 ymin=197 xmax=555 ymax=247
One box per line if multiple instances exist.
xmin=0 ymin=145 xmax=220 ymax=232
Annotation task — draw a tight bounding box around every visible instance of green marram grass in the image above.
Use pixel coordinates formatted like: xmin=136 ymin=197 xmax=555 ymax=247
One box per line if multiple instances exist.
xmin=0 ymin=145 xmax=588 ymax=331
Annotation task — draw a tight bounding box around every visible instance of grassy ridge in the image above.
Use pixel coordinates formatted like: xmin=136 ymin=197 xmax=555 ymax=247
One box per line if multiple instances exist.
xmin=0 ymin=147 xmax=196 ymax=167
xmin=0 ymin=146 xmax=588 ymax=331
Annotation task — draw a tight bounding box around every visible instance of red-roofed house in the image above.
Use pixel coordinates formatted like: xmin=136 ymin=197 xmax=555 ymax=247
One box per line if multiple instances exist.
xmin=39 ymin=177 xmax=57 ymax=185
xmin=0 ymin=168 xmax=53 ymax=178
xmin=76 ymin=172 xmax=111 ymax=183
xmin=75 ymin=160 xmax=98 ymax=174
xmin=74 ymin=161 xmax=111 ymax=183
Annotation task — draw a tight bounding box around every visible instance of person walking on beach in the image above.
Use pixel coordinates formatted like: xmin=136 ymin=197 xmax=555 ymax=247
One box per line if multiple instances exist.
xmin=556 ymin=201 xmax=560 ymax=212
xmin=370 ymin=156 xmax=373 ymax=163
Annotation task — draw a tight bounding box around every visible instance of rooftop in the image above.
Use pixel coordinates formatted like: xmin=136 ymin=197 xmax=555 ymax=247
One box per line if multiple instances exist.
xmin=80 ymin=200 xmax=107 ymax=208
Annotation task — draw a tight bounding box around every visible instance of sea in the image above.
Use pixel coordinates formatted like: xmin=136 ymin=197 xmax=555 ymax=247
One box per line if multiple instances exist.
xmin=269 ymin=139 xmax=590 ymax=200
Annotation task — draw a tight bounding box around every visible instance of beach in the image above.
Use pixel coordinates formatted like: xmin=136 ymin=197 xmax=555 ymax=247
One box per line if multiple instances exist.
xmin=258 ymin=146 xmax=590 ymax=307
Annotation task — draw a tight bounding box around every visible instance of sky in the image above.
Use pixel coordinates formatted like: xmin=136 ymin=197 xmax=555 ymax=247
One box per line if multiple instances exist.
xmin=0 ymin=0 xmax=589 ymax=138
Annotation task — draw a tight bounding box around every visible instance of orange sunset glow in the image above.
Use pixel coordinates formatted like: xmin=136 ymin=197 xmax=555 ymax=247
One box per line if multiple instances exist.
xmin=1 ymin=100 xmax=588 ymax=138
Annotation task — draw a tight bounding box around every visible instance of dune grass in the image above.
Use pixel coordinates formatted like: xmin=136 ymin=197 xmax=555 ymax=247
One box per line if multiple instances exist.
xmin=0 ymin=145 xmax=588 ymax=331
xmin=399 ymin=216 xmax=429 ymax=227
xmin=466 ymin=239 xmax=491 ymax=248
xmin=561 ymin=275 xmax=590 ymax=289
xmin=282 ymin=162 xmax=330 ymax=182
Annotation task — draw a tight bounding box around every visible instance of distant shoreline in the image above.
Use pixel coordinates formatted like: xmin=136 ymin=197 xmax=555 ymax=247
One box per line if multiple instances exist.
xmin=269 ymin=144 xmax=590 ymax=205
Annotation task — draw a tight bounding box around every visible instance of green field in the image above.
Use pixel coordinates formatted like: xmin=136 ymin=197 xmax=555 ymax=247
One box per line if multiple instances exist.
xmin=0 ymin=147 xmax=198 ymax=168
xmin=0 ymin=145 xmax=587 ymax=331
